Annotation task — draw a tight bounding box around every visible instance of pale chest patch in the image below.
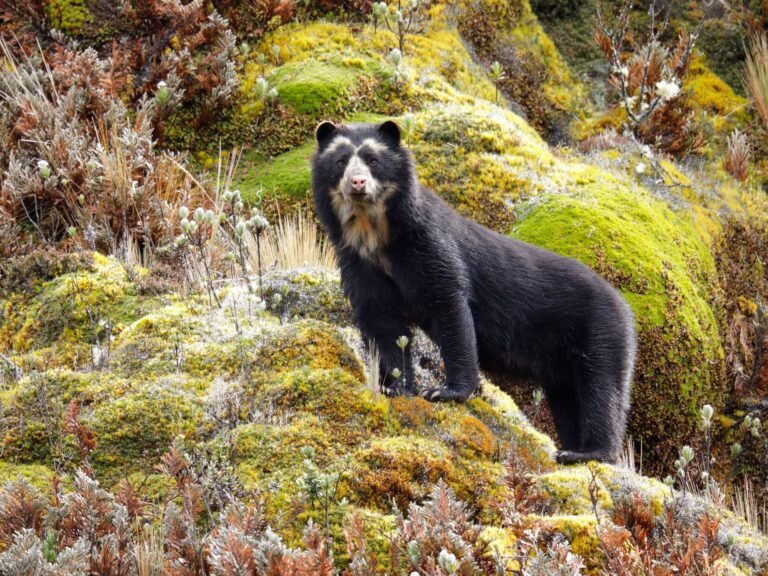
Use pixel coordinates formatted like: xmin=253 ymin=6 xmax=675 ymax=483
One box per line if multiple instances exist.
xmin=331 ymin=189 xmax=393 ymax=274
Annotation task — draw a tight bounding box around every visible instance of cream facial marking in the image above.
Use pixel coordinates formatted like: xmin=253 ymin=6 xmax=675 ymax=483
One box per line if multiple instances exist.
xmin=320 ymin=135 xmax=354 ymax=157
xmin=360 ymin=138 xmax=389 ymax=154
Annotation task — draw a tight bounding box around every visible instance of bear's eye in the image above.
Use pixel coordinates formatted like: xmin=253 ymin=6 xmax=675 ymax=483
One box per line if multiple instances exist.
xmin=336 ymin=158 xmax=347 ymax=168
xmin=368 ymin=157 xmax=379 ymax=167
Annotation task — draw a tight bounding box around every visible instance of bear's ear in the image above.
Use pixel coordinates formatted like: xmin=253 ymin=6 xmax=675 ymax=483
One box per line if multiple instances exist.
xmin=315 ymin=121 xmax=338 ymax=147
xmin=378 ymin=120 xmax=401 ymax=148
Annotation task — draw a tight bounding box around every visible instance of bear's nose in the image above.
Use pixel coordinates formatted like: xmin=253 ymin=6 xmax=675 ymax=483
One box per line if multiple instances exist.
xmin=351 ymin=176 xmax=367 ymax=190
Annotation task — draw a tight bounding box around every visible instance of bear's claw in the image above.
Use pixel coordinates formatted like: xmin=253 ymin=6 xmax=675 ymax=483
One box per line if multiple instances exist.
xmin=380 ymin=383 xmax=415 ymax=397
xmin=418 ymin=387 xmax=473 ymax=402
xmin=555 ymin=449 xmax=615 ymax=465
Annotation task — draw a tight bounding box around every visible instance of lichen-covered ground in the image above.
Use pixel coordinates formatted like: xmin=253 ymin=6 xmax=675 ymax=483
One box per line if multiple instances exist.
xmin=1 ymin=253 xmax=767 ymax=573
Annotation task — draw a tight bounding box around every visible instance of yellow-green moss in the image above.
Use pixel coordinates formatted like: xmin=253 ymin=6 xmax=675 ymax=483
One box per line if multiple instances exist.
xmin=0 ymin=254 xmax=149 ymax=370
xmin=685 ymin=59 xmax=748 ymax=119
xmin=0 ymin=461 xmax=54 ymax=492
xmin=88 ymin=379 xmax=206 ymax=485
xmin=536 ymin=466 xmax=613 ymax=515
xmin=251 ymin=321 xmax=365 ymax=379
xmin=236 ymin=142 xmax=314 ymax=203
xmin=234 ymin=416 xmax=339 ymax=487
xmin=0 ymin=369 xmax=126 ymax=463
xmin=254 ymin=368 xmax=388 ymax=437
xmin=410 ymin=103 xmax=554 ymax=230
xmin=533 ymin=515 xmax=601 ymax=568
xmin=112 ymin=300 xmax=203 ymax=376
xmin=47 ymin=0 xmax=93 ymax=35
xmin=269 ymin=61 xmax=360 ymax=116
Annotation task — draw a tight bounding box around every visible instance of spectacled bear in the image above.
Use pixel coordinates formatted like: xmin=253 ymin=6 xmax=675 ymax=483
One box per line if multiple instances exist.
xmin=310 ymin=120 xmax=636 ymax=464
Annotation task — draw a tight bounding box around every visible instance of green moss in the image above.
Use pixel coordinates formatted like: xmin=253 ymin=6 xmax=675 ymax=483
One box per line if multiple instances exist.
xmin=0 ymin=369 xmax=122 ymax=463
xmin=47 ymin=0 xmax=93 ymax=35
xmin=249 ymin=321 xmax=365 ymax=379
xmin=0 ymin=253 xmax=152 ymax=369
xmin=536 ymin=466 xmax=613 ymax=515
xmin=270 ymin=61 xmax=359 ymax=116
xmin=112 ymin=300 xmax=203 ymax=376
xmin=236 ymin=141 xmax=314 ymax=203
xmin=234 ymin=416 xmax=338 ymax=487
xmin=88 ymin=379 xmax=206 ymax=484
xmin=0 ymin=461 xmax=54 ymax=492
xmin=410 ymin=103 xmax=553 ymax=230
xmin=253 ymin=368 xmax=387 ymax=439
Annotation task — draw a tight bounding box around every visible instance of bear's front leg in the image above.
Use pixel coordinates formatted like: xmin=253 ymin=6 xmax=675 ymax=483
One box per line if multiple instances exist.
xmin=367 ymin=323 xmax=416 ymax=396
xmin=420 ymin=296 xmax=480 ymax=402
xmin=340 ymin=254 xmax=417 ymax=395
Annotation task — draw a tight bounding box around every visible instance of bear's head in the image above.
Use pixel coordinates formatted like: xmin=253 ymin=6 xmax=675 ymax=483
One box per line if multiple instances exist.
xmin=311 ymin=121 xmax=414 ymax=210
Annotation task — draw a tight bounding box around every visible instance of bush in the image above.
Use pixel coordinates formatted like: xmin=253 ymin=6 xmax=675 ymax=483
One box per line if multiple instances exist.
xmin=0 ymin=43 xmax=209 ymax=254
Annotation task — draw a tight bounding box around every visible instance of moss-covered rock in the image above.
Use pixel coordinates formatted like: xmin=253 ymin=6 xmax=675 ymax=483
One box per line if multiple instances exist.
xmin=236 ymin=142 xmax=314 ymax=203
xmin=261 ymin=268 xmax=351 ymax=325
xmin=270 ymin=61 xmax=360 ymax=116
xmin=88 ymin=377 xmax=207 ymax=483
xmin=0 ymin=253 xmax=157 ymax=371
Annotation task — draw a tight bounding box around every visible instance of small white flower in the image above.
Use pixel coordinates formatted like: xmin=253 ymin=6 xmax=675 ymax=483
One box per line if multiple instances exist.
xmin=437 ymin=549 xmax=459 ymax=574
xmin=157 ymin=80 xmax=168 ymax=90
xmin=640 ymin=144 xmax=653 ymax=158
xmin=389 ymin=48 xmax=403 ymax=67
xmin=635 ymin=162 xmax=647 ymax=175
xmin=37 ymin=159 xmax=51 ymax=179
xmin=655 ymin=79 xmax=680 ymax=101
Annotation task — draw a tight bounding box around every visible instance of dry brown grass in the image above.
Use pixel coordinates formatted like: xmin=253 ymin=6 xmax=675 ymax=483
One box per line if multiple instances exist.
xmin=134 ymin=524 xmax=164 ymax=576
xmin=724 ymin=130 xmax=751 ymax=182
xmin=743 ymin=32 xmax=768 ymax=130
xmin=253 ymin=210 xmax=336 ymax=270
xmin=731 ymin=477 xmax=767 ymax=534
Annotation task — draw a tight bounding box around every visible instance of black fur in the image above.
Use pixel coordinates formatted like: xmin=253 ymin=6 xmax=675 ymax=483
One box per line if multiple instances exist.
xmin=311 ymin=121 xmax=636 ymax=464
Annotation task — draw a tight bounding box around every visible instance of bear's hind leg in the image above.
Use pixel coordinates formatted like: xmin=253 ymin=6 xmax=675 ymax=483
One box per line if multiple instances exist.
xmin=555 ymin=369 xmax=627 ymax=464
xmin=545 ymin=384 xmax=581 ymax=453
